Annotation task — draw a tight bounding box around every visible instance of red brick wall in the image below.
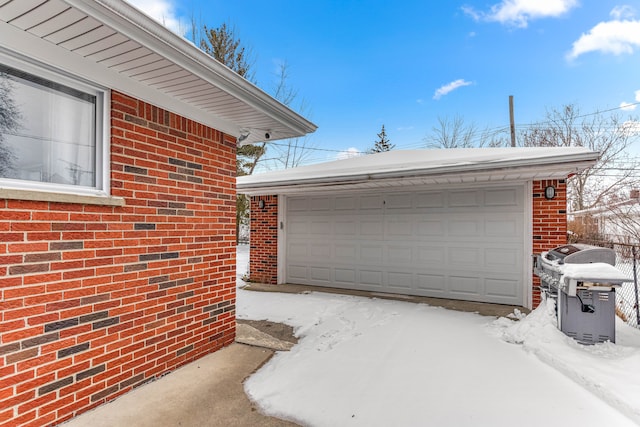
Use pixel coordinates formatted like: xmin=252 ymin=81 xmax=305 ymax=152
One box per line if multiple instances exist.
xmin=249 ymin=196 xmax=278 ymax=284
xmin=0 ymin=91 xmax=236 ymax=426
xmin=532 ymin=179 xmax=567 ymax=307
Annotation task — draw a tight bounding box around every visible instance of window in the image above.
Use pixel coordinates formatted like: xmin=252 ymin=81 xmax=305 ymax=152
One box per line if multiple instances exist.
xmin=0 ymin=52 xmax=108 ymax=195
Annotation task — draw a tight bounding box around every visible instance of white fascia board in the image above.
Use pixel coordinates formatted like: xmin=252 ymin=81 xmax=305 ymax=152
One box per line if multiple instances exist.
xmin=64 ymin=0 xmax=317 ymax=137
xmin=237 ymin=157 xmax=599 ymax=195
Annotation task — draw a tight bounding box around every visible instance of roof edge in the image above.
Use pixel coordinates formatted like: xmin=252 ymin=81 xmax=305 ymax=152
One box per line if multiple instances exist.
xmin=238 ymin=149 xmax=600 ymax=193
xmin=65 ymin=0 xmax=317 ymax=140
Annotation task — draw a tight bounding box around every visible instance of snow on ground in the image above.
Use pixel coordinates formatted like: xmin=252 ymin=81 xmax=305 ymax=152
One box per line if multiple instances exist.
xmin=235 ymin=245 xmax=640 ymax=426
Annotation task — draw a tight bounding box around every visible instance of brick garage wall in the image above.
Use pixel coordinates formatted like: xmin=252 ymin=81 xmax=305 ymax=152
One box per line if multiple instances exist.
xmin=532 ymin=179 xmax=567 ymax=308
xmin=249 ymin=196 xmax=278 ymax=284
xmin=0 ymin=91 xmax=236 ymax=426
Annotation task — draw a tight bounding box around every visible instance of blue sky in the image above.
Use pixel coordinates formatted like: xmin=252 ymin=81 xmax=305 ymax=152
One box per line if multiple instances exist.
xmin=128 ymin=0 xmax=640 ymax=164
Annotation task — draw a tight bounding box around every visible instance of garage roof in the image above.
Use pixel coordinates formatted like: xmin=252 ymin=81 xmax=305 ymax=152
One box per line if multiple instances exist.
xmin=238 ymin=147 xmax=600 ymax=195
xmin=0 ymin=0 xmax=316 ymax=145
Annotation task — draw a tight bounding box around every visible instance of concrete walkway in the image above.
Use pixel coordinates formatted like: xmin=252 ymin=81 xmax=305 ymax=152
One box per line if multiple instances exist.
xmin=244 ymin=282 xmax=528 ymax=317
xmin=62 ymin=343 xmax=298 ymax=427
xmin=62 ymin=285 xmax=525 ymax=427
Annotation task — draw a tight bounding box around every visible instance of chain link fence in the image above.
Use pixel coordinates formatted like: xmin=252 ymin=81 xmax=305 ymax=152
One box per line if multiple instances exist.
xmin=569 ymin=237 xmax=640 ymax=328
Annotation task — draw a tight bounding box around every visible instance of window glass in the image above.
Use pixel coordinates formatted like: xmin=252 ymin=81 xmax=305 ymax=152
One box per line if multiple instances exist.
xmin=0 ymin=63 xmax=99 ymax=189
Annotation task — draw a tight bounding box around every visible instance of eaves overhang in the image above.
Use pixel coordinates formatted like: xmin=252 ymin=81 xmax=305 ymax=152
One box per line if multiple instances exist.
xmin=0 ymin=0 xmax=317 ymax=144
xmin=237 ymin=147 xmax=601 ymax=196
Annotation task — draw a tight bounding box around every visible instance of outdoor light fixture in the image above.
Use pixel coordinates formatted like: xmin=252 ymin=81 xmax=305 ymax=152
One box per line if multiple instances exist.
xmin=544 ymin=185 xmax=556 ymax=200
xmin=258 ymin=199 xmax=265 ymax=209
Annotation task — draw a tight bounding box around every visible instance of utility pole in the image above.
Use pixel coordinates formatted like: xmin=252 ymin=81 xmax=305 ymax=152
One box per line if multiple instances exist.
xmin=509 ymin=95 xmax=516 ymax=147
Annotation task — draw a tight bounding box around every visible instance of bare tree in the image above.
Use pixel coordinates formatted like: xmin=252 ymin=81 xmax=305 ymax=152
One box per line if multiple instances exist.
xmin=262 ymin=62 xmax=315 ymax=170
xmin=607 ymin=202 xmax=640 ymax=243
xmin=425 ymin=115 xmax=508 ymax=149
xmin=0 ymin=72 xmax=21 ymax=176
xmin=520 ymin=104 xmax=640 ymax=211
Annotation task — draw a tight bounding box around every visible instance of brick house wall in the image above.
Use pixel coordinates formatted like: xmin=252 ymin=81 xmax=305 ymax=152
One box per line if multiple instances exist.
xmin=532 ymin=179 xmax=567 ymax=307
xmin=248 ymin=196 xmax=278 ymax=284
xmin=0 ymin=91 xmax=236 ymax=426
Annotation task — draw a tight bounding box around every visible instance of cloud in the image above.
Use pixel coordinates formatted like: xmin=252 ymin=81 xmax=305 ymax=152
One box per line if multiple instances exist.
xmin=125 ymin=0 xmax=183 ymax=34
xmin=433 ymin=79 xmax=473 ymax=100
xmin=620 ymin=101 xmax=637 ymax=111
xmin=336 ymin=147 xmax=361 ymax=160
xmin=462 ymin=0 xmax=578 ymax=28
xmin=611 ymin=5 xmax=636 ymax=20
xmin=620 ymin=89 xmax=640 ymax=111
xmin=567 ymin=8 xmax=640 ymax=60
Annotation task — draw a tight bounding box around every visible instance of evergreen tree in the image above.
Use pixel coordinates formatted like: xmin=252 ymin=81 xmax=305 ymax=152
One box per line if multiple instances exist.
xmin=200 ymin=23 xmax=255 ymax=83
xmin=198 ymin=23 xmax=261 ymax=241
xmin=369 ymin=125 xmax=394 ymax=153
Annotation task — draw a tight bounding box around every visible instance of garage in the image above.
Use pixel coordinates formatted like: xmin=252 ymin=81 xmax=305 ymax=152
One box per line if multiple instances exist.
xmin=284 ymin=186 xmax=526 ymax=305
xmin=238 ymin=147 xmax=600 ymax=308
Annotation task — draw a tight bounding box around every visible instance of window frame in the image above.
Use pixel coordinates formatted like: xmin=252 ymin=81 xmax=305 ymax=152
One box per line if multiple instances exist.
xmin=0 ymin=48 xmax=111 ymax=198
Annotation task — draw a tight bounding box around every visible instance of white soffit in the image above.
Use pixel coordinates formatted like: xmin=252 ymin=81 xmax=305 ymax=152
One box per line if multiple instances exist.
xmin=0 ymin=0 xmax=316 ymax=144
xmin=237 ymin=147 xmax=601 ymax=195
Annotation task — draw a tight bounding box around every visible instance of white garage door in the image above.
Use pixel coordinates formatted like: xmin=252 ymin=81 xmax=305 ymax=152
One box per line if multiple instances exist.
xmin=284 ymin=186 xmax=526 ymax=305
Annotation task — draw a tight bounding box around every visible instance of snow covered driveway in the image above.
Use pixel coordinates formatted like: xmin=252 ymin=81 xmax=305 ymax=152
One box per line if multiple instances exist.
xmin=236 ymin=246 xmax=640 ymax=426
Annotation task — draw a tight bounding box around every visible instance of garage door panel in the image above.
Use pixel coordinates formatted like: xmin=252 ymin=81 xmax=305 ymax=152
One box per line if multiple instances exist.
xmin=386 ymin=193 xmax=413 ymax=209
xmin=335 ymin=220 xmax=356 ymax=235
xmin=360 ymin=220 xmax=383 ymax=236
xmin=485 ymin=278 xmax=520 ymax=299
xmin=417 ymin=247 xmax=446 ymax=264
xmin=360 ymin=195 xmax=383 ymax=209
xmin=310 ymin=267 xmax=331 ymax=282
xmin=386 ymin=219 xmax=412 ymax=237
xmin=334 ymin=268 xmax=355 ymax=284
xmin=288 ymin=242 xmax=308 ymax=257
xmin=415 ymin=191 xmax=445 ymax=208
xmin=310 ymin=243 xmax=330 ymax=258
xmin=388 ymin=246 xmax=413 ymax=264
xmin=360 ymin=270 xmax=383 ymax=286
xmin=361 ymin=245 xmax=383 ymax=262
xmin=417 ymin=273 xmax=447 ymax=292
xmin=449 ymin=190 xmax=480 ymax=207
xmin=449 ymin=247 xmax=480 ymax=267
xmin=335 ymin=196 xmax=355 ymax=210
xmin=485 ymin=248 xmax=520 ymax=268
xmin=289 ymin=220 xmax=308 ymax=235
xmin=417 ymin=220 xmax=445 ymax=236
xmin=449 ymin=276 xmax=482 ymax=296
xmin=335 ymin=244 xmax=357 ymax=260
xmin=285 ymin=186 xmax=525 ymax=305
xmin=288 ymin=265 xmax=307 ymax=281
xmin=485 ymin=188 xmax=520 ymax=206
xmin=449 ymin=219 xmax=480 ymax=235
xmin=486 ymin=218 xmax=518 ymax=236
xmin=388 ymin=271 xmax=412 ymax=289
xmin=310 ymin=221 xmax=331 ymax=235
xmin=310 ymin=196 xmax=332 ymax=211
xmin=288 ymin=198 xmax=308 ymax=211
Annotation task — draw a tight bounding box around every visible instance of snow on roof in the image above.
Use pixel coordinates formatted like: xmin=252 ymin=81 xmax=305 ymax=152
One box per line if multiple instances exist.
xmin=238 ymin=147 xmax=600 ymax=195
